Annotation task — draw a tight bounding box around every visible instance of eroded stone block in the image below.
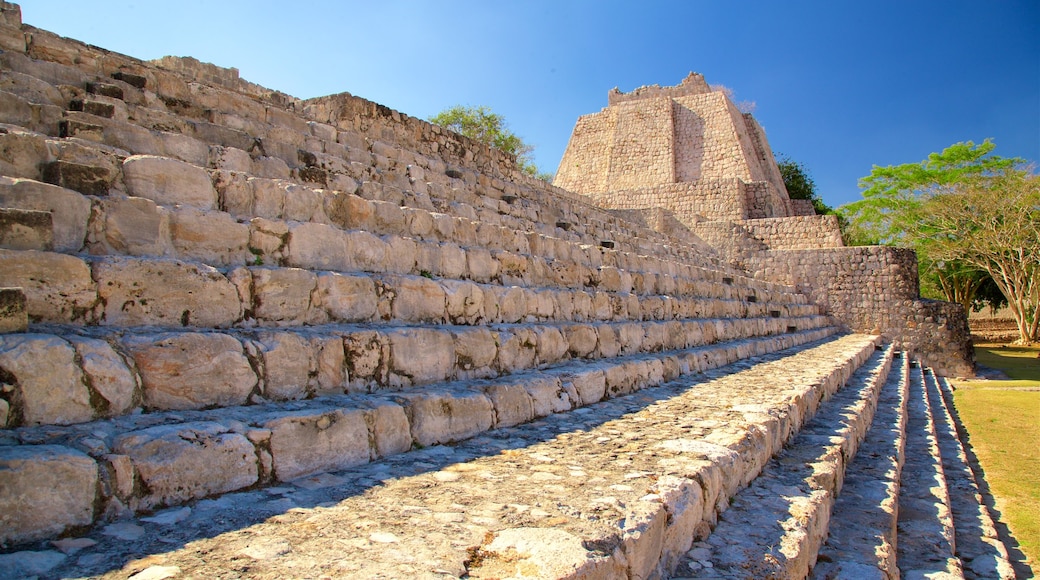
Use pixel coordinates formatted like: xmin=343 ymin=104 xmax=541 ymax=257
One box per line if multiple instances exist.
xmin=123 ymin=332 xmax=256 ymax=410
xmin=387 ymin=327 xmax=454 ymax=386
xmin=398 ymin=389 xmax=494 ymax=447
xmin=0 ymin=176 xmax=91 ymax=251
xmin=0 ymin=445 xmax=98 ymax=545
xmin=0 ymin=334 xmax=93 ymax=426
xmin=113 ymin=422 xmax=258 ymax=510
xmin=122 ymin=154 xmax=217 ymax=209
xmin=0 ymin=207 xmax=52 ymax=250
xmin=94 ymin=258 xmax=241 ymax=327
xmin=0 ymin=287 xmax=27 ymax=333
xmin=67 ymin=336 xmax=137 ymax=417
xmin=265 ymin=408 xmax=370 ymax=481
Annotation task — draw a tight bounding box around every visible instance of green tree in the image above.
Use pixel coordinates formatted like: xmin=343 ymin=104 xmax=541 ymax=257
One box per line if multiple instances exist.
xmin=837 ymin=140 xmax=1027 ymax=326
xmin=913 ymin=170 xmax=1039 ymax=342
xmin=776 ymin=155 xmax=834 ymax=215
xmin=839 ymin=139 xmax=1018 ymax=245
xmin=429 ymin=105 xmax=549 ymax=180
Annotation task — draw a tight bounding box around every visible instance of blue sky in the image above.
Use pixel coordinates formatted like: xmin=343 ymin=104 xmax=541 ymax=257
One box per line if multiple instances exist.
xmin=22 ymin=1 xmax=1039 ymax=208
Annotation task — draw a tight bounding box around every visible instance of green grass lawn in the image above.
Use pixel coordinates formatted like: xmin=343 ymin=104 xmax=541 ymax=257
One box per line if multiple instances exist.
xmin=951 ymin=343 xmax=1039 ymax=575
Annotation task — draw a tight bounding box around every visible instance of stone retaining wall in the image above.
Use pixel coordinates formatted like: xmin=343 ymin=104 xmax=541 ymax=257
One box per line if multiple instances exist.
xmin=746 ymin=247 xmax=974 ymax=376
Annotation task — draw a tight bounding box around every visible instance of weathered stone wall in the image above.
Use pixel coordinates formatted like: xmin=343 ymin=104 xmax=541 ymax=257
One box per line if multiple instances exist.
xmin=790 ymin=199 xmax=817 ymax=216
xmin=744 ymin=181 xmax=790 ymax=219
xmin=555 ymin=76 xmax=794 ymax=224
xmin=608 ymin=99 xmax=674 ymax=189
xmin=606 ymin=71 xmax=712 ymax=105
xmin=584 ymin=180 xmax=749 ymax=224
xmin=555 ymin=110 xmax=615 ymax=193
xmin=746 ymin=247 xmax=974 ymax=376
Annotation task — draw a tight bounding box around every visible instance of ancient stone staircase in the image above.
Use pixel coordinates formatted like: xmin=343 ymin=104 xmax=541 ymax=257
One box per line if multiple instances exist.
xmin=0 ymin=3 xmax=1015 ymax=578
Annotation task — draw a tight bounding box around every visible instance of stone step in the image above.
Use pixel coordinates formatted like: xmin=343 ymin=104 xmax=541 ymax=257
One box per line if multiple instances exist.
xmin=674 ymin=343 xmax=896 ymax=578
xmin=3 ymin=54 xmax=736 ymax=274
xmin=927 ymin=372 xmax=1015 ymax=579
xmin=2 ymin=26 xmax=742 ymax=278
xmin=811 ymin=351 xmax=910 ymax=579
xmin=897 ymin=363 xmax=964 ymax=578
xmin=0 ymin=144 xmax=786 ymax=300
xmin=0 ymin=167 xmax=799 ymax=310
xmin=1 ymin=315 xmax=833 ymax=427
xmin=0 ymin=333 xmax=880 ymax=578
xmin=0 ymin=326 xmax=844 ymax=549
xmin=0 ymin=250 xmax=819 ymax=330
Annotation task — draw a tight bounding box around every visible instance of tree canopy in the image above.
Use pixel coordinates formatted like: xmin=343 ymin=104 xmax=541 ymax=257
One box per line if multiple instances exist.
xmin=838 ymin=140 xmax=1036 ymax=342
xmin=429 ymin=105 xmax=552 ymax=181
xmin=912 ymin=170 xmax=1039 ymax=342
xmin=839 ymin=140 xmax=1017 ymax=245
xmin=776 ymin=155 xmax=833 ymax=215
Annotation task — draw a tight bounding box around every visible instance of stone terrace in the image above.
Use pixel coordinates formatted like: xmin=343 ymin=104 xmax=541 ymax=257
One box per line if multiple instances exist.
xmin=0 ymin=3 xmax=1015 ymax=579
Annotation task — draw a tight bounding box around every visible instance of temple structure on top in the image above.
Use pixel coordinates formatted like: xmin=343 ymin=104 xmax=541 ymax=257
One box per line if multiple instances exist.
xmin=555 ymin=72 xmax=815 ymax=226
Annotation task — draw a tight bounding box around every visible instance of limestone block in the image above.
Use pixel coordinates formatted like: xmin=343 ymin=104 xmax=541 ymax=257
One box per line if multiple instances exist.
xmin=0 ymin=287 xmax=27 ymax=334
xmin=67 ymin=336 xmax=137 ymax=417
xmin=255 ymin=331 xmax=313 ymax=401
xmin=315 ymin=272 xmax=376 ymax=322
xmin=253 ymin=156 xmax=291 ymax=180
xmin=496 ymin=328 xmax=537 ymax=373
xmin=311 ymin=335 xmax=346 ymax=395
xmin=1 ymin=69 xmax=63 ymax=107
xmin=0 ymin=176 xmax=91 ymax=251
xmin=0 ymin=207 xmax=51 ymax=251
xmin=0 ymin=334 xmax=93 ymax=426
xmin=470 ymin=528 xmax=623 ymax=579
xmin=391 ymin=276 xmax=446 ymax=323
xmin=265 ymin=408 xmax=370 ymax=481
xmin=347 ymin=230 xmax=388 ymax=272
xmin=94 ymin=258 xmax=241 ymax=327
xmin=0 ymin=88 xmax=33 ymax=128
xmin=344 ymin=330 xmax=388 ymax=388
xmin=466 ymin=247 xmax=499 ymax=283
xmin=442 ymin=279 xmax=484 ymax=325
xmin=286 ymin=222 xmax=352 ymax=271
xmin=387 ymin=327 xmax=455 ymax=386
xmin=170 ymin=207 xmax=249 ymax=266
xmin=0 ymin=129 xmax=49 ymax=180
xmin=0 ymin=249 xmax=95 ymax=323
xmin=113 ymin=422 xmax=258 ymax=510
xmin=208 ymin=146 xmax=252 ymax=173
xmin=250 ymin=267 xmax=319 ymax=325
xmin=654 ymin=475 xmax=705 ymax=570
xmin=384 ymin=235 xmax=417 ymax=274
xmin=249 ymin=178 xmax=287 ymax=219
xmin=534 ymin=326 xmax=568 ymax=365
xmin=484 ymin=381 xmax=534 ymax=428
xmin=618 ymin=322 xmax=646 ymax=354
xmin=565 ymin=324 xmax=599 ymax=358
xmin=122 ymin=155 xmax=217 ymax=210
xmin=0 ymin=445 xmax=98 ymax=545
xmin=213 ymin=170 xmax=252 ymax=217
xmin=563 ymin=368 xmax=607 ymax=405
xmin=324 ymin=191 xmax=373 ymax=230
xmin=495 ymin=286 xmax=528 ymax=323
xmin=361 ymin=399 xmax=411 ymax=458
xmin=124 ymin=332 xmax=257 ymax=410
xmin=98 ymin=196 xmax=170 ymax=256
xmin=621 ymin=499 xmax=669 ymax=580
xmin=452 ymin=327 xmax=497 ymax=377
xmin=523 ymin=376 xmax=573 ymax=417
xmin=398 ymin=389 xmax=494 ymax=447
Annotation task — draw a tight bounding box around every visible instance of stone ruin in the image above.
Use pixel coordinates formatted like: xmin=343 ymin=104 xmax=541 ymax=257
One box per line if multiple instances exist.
xmin=556 ymin=72 xmax=973 ymax=379
xmin=0 ymin=3 xmax=1014 ymax=578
